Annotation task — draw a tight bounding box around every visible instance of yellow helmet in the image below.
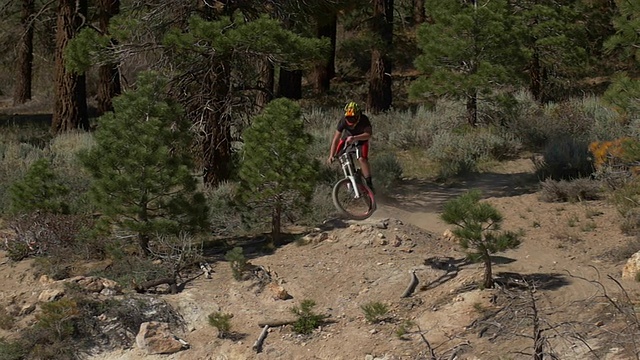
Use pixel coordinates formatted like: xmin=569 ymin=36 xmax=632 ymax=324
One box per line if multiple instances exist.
xmin=344 ymin=101 xmax=361 ymax=125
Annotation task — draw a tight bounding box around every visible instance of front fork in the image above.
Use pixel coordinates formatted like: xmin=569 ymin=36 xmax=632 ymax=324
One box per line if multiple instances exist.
xmin=341 ymin=159 xmax=364 ymax=199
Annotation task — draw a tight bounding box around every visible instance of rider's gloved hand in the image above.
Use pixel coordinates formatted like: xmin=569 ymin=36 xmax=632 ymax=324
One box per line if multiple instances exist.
xmin=326 ymin=155 xmax=335 ymax=165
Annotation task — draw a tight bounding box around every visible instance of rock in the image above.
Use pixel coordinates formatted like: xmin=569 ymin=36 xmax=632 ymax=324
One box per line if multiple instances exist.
xmin=62 ymin=276 xmax=122 ymax=294
xmin=443 ymin=229 xmax=458 ymax=242
xmin=267 ymin=282 xmax=290 ymax=300
xmin=622 ymin=251 xmax=640 ymax=280
xmin=38 ymin=288 xmax=64 ymax=302
xmin=19 ymin=303 xmax=35 ymax=316
xmin=300 ymin=231 xmax=329 ymax=245
xmin=136 ymin=321 xmax=187 ymax=355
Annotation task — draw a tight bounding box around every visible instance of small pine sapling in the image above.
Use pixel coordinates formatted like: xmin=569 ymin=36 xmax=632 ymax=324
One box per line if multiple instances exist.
xmin=361 ymin=301 xmax=389 ymax=323
xmin=290 ymin=299 xmax=324 ymax=335
xmin=224 ymin=246 xmax=248 ymax=281
xmin=208 ymin=311 xmax=233 ymax=338
xmin=9 ymin=158 xmax=70 ymax=214
xmin=441 ymin=189 xmax=521 ymax=288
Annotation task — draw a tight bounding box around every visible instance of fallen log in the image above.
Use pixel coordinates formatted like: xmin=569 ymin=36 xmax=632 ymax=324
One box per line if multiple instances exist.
xmin=134 ymin=277 xmax=178 ymax=294
xmin=252 ymin=325 xmax=269 ymax=353
xmin=257 ymin=319 xmax=296 ymax=327
xmin=257 ymin=314 xmax=335 ymax=328
xmin=401 ymin=270 xmax=419 ymax=298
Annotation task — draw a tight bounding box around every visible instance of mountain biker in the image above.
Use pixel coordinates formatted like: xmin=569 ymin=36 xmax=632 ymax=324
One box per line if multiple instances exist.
xmin=327 ymin=101 xmax=374 ymax=192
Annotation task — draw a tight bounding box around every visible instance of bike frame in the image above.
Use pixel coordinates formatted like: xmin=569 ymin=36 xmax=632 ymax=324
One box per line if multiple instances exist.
xmin=338 ymin=150 xmax=365 ymax=199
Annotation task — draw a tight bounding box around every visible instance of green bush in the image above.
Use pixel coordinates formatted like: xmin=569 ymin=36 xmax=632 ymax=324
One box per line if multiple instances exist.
xmin=8 ymin=158 xmax=70 ymax=214
xmin=206 ymin=181 xmax=243 ymax=237
xmin=0 ymin=338 xmax=27 ymax=360
xmin=360 ymin=301 xmax=389 ymax=323
xmin=225 ymin=247 xmax=248 ymax=281
xmin=428 ymin=127 xmax=521 ymax=179
xmin=291 ymin=184 xmax=337 ymax=227
xmin=0 ymin=307 xmax=14 ymax=331
xmin=291 ymin=299 xmax=324 ymax=335
xmin=395 ymin=319 xmax=415 ymax=339
xmin=36 ymin=298 xmax=80 ymax=341
xmin=370 ymin=152 xmax=403 ymax=192
xmin=208 ymin=312 xmax=233 ymax=338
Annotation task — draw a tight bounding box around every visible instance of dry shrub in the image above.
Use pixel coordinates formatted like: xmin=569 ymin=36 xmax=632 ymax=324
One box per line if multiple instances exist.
xmin=3 ymin=212 xmax=98 ymax=277
xmin=534 ymin=138 xmax=594 ymax=180
xmin=538 ymin=178 xmax=603 ymax=203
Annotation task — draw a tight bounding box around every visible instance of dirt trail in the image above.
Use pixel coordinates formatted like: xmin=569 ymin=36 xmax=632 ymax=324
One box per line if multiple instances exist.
xmin=372 ymin=158 xmax=539 ymax=234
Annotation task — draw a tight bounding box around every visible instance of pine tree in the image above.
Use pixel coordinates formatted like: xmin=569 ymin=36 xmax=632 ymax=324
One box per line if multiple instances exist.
xmin=79 ymin=71 xmax=209 ymax=257
xmin=410 ymin=0 xmax=525 ymax=125
xmin=9 ymin=158 xmax=70 ymax=215
xmin=237 ymin=98 xmax=318 ymax=246
xmin=441 ymin=190 xmax=521 ymax=289
xmin=603 ymin=0 xmax=640 ymax=115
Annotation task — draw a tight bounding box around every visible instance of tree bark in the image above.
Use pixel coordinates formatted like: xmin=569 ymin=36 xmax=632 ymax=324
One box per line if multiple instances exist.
xmin=13 ymin=0 xmax=35 ymax=106
xmin=96 ymin=0 xmax=121 ymax=115
xmin=271 ymin=202 xmax=282 ymax=246
xmin=202 ymin=58 xmax=233 ymax=187
xmin=413 ymin=0 xmax=426 ymax=24
xmin=482 ymin=251 xmax=493 ymax=289
xmin=529 ymin=47 xmax=549 ymax=104
xmin=256 ymin=56 xmax=274 ymax=110
xmin=52 ymin=0 xmax=89 ymax=134
xmin=312 ymin=12 xmax=337 ymax=95
xmin=367 ymin=0 xmax=394 ymax=114
xmin=278 ymin=69 xmax=302 ymax=99
xmin=466 ymin=92 xmax=478 ymax=126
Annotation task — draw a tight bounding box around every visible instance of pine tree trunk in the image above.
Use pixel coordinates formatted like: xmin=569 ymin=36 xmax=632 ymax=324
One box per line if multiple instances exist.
xmin=413 ymin=0 xmax=426 ymax=24
xmin=482 ymin=251 xmax=493 ymax=288
xmin=202 ymin=58 xmax=233 ymax=187
xmin=96 ymin=0 xmax=121 ymax=115
xmin=367 ymin=0 xmax=393 ymax=114
xmin=138 ymin=233 xmax=151 ymax=257
xmin=466 ymin=92 xmax=478 ymax=126
xmin=271 ymin=202 xmax=282 ymax=246
xmin=13 ymin=0 xmax=35 ymax=106
xmin=278 ymin=69 xmax=302 ymax=99
xmin=529 ymin=49 xmax=548 ymax=104
xmin=52 ymin=0 xmax=89 ymax=134
xmin=256 ymin=57 xmax=274 ymax=110
xmin=312 ymin=12 xmax=337 ymax=95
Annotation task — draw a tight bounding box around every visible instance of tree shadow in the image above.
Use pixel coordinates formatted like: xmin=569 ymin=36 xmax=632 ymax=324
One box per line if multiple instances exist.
xmin=420 ymin=256 xmax=468 ymax=291
xmin=492 ymin=255 xmax=517 ymax=265
xmin=0 ymin=113 xmax=52 ymax=127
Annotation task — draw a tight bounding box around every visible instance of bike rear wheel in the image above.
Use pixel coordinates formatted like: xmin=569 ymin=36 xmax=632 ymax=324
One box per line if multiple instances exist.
xmin=332 ymin=178 xmax=376 ymax=220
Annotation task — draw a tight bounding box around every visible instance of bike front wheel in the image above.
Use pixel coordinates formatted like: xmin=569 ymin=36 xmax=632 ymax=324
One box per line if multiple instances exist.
xmin=332 ymin=178 xmax=376 ymax=220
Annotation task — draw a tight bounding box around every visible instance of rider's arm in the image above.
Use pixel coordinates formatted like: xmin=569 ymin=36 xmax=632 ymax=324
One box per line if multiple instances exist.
xmin=329 ymin=130 xmax=342 ymax=158
xmin=350 ymin=126 xmax=372 ymax=142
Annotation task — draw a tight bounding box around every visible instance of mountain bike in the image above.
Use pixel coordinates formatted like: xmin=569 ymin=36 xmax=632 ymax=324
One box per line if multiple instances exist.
xmin=331 ymin=143 xmax=376 ymax=220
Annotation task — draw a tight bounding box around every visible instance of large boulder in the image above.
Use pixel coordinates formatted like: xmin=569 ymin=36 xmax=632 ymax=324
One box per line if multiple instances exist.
xmin=135 ymin=321 xmax=187 ymax=355
xmin=622 ymin=251 xmax=640 ymax=280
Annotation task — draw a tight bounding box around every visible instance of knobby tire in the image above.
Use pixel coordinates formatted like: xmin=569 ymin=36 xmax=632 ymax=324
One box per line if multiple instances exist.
xmin=331 ymin=177 xmax=376 ymax=220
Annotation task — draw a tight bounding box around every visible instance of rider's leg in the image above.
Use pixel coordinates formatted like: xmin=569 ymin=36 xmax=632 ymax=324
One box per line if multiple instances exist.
xmin=357 ymin=143 xmax=374 ymax=192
